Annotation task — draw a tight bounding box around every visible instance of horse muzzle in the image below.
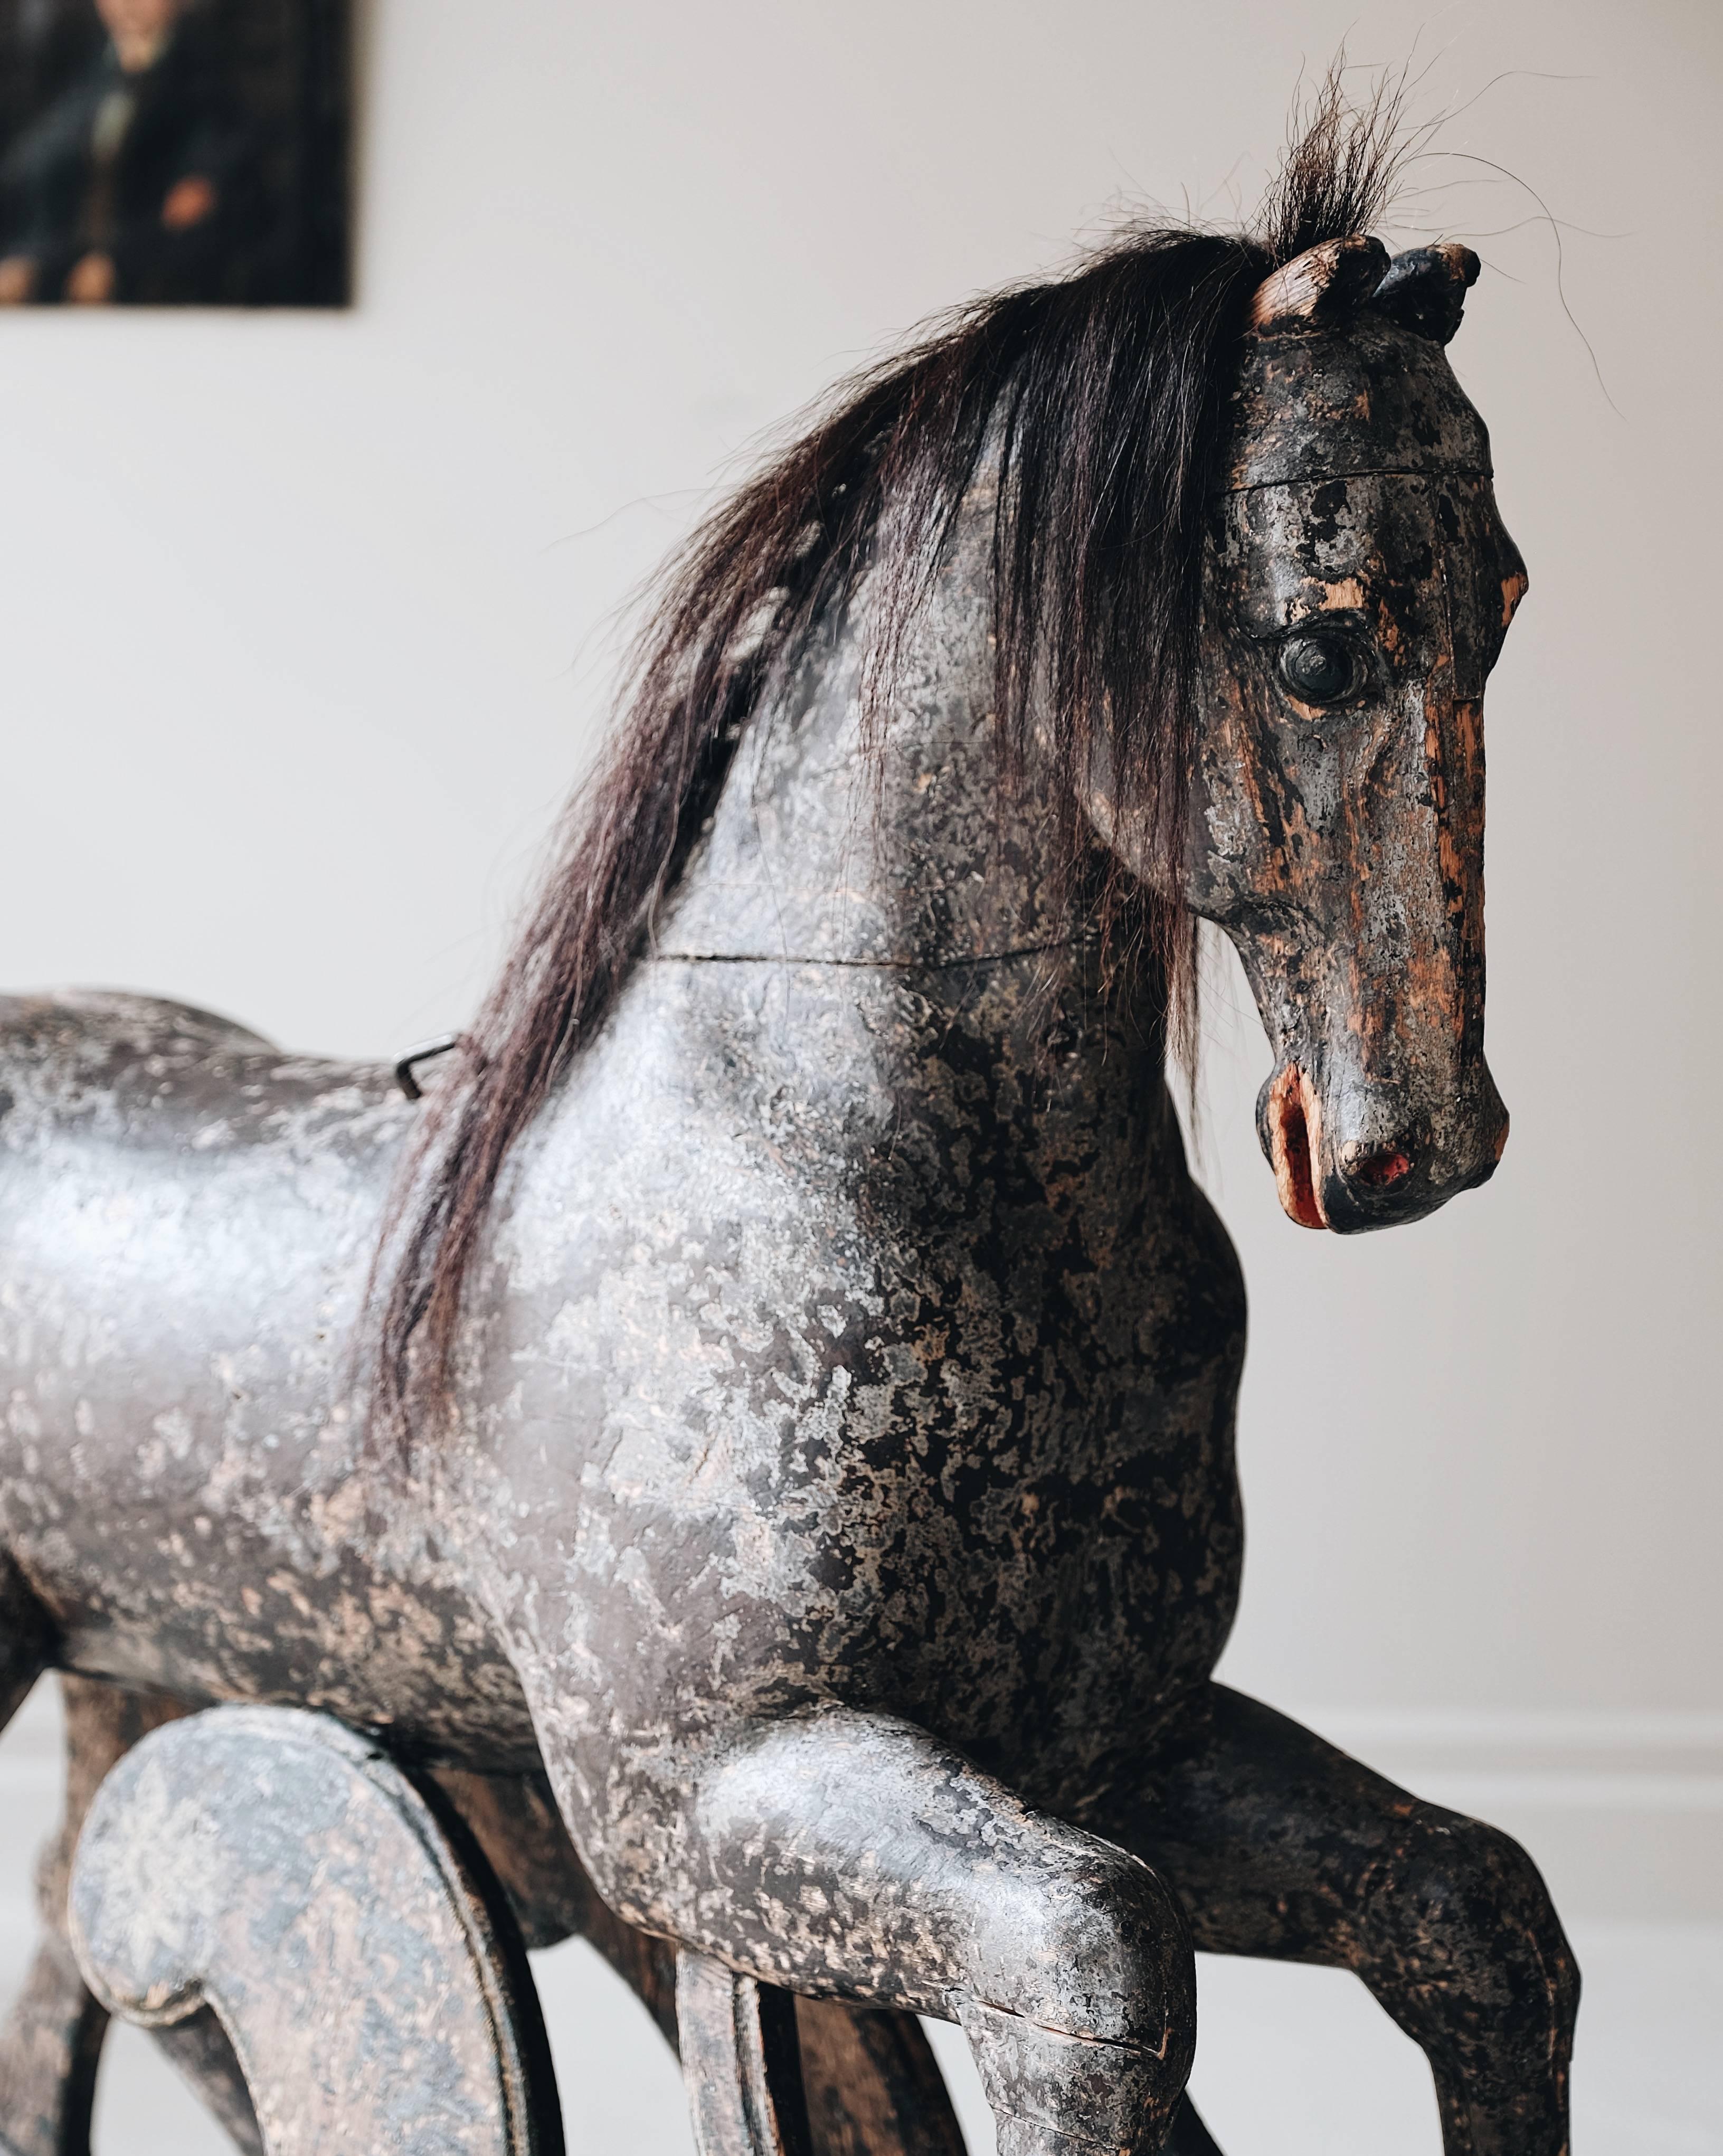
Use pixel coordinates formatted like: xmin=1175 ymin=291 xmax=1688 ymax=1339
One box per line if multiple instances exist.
xmin=1256 ymin=1054 xmax=1509 ymax=1233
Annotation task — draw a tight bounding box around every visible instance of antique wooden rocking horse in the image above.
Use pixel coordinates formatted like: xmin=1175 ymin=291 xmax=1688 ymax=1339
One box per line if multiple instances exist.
xmin=0 ymin=100 xmax=1576 ymax=2156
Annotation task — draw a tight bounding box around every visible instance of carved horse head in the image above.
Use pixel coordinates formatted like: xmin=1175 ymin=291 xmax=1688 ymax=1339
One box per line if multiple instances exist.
xmin=1192 ymin=238 xmax=1523 ymax=1230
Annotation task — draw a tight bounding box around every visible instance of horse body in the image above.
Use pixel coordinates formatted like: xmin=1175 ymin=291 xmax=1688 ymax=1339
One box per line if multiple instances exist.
xmin=1 ymin=481 xmax=1246 ymax=1808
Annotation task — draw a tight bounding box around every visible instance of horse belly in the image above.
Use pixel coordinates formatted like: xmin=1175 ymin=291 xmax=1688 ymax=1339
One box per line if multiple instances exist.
xmin=11 ymin=1486 xmax=539 ymax=1765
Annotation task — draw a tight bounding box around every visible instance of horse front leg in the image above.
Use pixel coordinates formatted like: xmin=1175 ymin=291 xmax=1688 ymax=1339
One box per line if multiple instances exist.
xmin=564 ymin=1705 xmax=1196 ymax=2156
xmin=1110 ymin=1684 xmax=1578 ymax=2156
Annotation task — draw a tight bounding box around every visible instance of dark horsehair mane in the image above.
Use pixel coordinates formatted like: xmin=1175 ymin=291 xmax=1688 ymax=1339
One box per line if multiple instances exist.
xmin=375 ymin=74 xmax=1416 ymax=1445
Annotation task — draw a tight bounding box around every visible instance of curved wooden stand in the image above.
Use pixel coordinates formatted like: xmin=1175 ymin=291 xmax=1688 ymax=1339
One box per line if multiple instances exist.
xmin=65 ymin=1706 xmax=561 ymax=2156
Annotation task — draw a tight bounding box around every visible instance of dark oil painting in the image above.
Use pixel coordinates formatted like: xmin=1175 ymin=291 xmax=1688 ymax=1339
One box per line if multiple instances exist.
xmin=0 ymin=0 xmax=348 ymax=307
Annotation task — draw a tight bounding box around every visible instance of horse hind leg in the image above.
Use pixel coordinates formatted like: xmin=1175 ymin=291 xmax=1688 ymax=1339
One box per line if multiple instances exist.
xmin=0 ymin=1548 xmax=50 ymax=1730
xmin=0 ymin=1935 xmax=106 ymax=2156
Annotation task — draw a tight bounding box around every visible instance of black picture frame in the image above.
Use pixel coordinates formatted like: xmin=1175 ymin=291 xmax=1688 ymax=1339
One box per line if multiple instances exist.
xmin=0 ymin=0 xmax=351 ymax=307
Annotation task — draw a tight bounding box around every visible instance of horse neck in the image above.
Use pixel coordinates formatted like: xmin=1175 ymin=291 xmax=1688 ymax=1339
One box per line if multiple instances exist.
xmin=654 ymin=499 xmax=1085 ymax=976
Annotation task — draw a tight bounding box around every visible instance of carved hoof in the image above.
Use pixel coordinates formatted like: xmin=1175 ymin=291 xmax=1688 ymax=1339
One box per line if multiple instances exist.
xmin=67 ymin=1705 xmax=561 ymax=2155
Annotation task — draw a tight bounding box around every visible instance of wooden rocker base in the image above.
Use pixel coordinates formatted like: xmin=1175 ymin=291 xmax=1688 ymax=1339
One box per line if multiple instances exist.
xmin=66 ymin=1705 xmax=560 ymax=2156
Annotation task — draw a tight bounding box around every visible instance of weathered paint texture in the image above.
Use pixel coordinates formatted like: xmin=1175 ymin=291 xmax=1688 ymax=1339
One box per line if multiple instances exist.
xmin=0 ymin=240 xmax=1575 ymax=2156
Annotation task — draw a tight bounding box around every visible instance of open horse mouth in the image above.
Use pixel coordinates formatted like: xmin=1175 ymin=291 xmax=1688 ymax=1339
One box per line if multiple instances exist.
xmin=1264 ymin=1063 xmax=1328 ymax=1230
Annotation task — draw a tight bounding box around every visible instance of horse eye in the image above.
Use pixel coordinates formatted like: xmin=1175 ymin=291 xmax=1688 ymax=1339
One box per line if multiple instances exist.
xmin=1277 ymin=632 xmax=1366 ymax=707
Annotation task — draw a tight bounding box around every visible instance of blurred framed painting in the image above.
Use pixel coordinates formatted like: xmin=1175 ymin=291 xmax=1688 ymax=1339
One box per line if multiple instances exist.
xmin=0 ymin=0 xmax=349 ymax=308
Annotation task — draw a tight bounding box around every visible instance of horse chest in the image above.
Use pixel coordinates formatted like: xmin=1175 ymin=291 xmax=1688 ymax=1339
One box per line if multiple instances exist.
xmin=476 ymin=972 xmax=1247 ymax=1785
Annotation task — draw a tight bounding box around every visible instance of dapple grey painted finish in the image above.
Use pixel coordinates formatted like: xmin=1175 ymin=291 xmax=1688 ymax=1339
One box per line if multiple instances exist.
xmin=0 ymin=244 xmax=1574 ymax=2156
xmin=0 ymin=995 xmax=534 ymax=1760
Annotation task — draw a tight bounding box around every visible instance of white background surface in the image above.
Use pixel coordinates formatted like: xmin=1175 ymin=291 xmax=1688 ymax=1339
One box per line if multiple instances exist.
xmin=1 ymin=0 xmax=1718 ymax=2148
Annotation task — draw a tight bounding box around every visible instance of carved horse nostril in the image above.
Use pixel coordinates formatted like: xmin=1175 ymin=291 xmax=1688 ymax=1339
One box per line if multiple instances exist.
xmin=1341 ymin=1141 xmax=1414 ymax=1188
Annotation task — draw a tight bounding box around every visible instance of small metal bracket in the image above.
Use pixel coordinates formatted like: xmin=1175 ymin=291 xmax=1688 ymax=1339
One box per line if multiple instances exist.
xmin=395 ymin=1032 xmax=461 ymax=1101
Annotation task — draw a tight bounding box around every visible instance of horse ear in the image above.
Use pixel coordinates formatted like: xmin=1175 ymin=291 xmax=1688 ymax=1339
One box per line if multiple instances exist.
xmin=1370 ymin=243 xmax=1481 ymax=345
xmin=1247 ymin=234 xmax=1390 ymax=330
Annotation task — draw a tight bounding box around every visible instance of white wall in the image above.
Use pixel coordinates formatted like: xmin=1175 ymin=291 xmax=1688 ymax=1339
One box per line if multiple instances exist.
xmin=2 ymin=0 xmax=1718 ymax=1915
